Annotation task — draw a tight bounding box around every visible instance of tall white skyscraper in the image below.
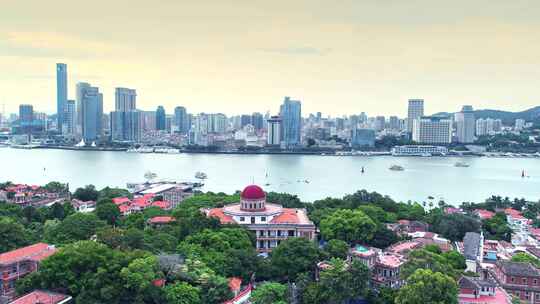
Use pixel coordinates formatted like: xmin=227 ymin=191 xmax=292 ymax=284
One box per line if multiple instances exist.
xmin=407 ymin=99 xmax=424 ymax=133
xmin=455 ymin=105 xmax=475 ymax=143
xmin=412 ymin=116 xmax=452 ymax=144
xmin=56 ymin=63 xmax=67 ymax=130
xmin=279 ymin=96 xmax=302 ymax=148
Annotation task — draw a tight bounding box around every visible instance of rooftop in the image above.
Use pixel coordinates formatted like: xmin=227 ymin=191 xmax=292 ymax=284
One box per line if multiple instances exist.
xmin=9 ymin=290 xmax=71 ymax=304
xmin=0 ymin=243 xmax=56 ymax=265
xmin=498 ymin=260 xmax=540 ymax=277
xmin=140 ymin=184 xmax=178 ymax=195
xmin=458 ymin=287 xmax=510 ymax=304
xmin=148 ymin=216 xmax=175 ymax=224
xmin=463 ymin=232 xmax=482 ymax=260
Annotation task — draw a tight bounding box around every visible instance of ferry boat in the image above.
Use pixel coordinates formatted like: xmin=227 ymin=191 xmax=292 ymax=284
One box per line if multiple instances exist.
xmin=389 ymin=165 xmax=405 ymax=171
xmin=454 ymin=162 xmax=470 ymax=168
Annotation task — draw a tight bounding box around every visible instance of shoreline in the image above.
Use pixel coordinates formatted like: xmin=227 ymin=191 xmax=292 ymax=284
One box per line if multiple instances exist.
xmin=5 ymin=145 xmax=540 ymax=158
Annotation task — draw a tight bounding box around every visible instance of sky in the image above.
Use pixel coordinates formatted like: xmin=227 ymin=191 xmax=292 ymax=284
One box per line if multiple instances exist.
xmin=1 ymin=0 xmax=540 ymax=117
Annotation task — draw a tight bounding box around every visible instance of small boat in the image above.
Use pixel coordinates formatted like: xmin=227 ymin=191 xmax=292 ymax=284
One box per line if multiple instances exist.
xmin=195 ymin=172 xmax=208 ymax=179
xmin=361 ymin=166 xmax=365 ymax=174
xmin=304 ymin=180 xmax=310 ymax=184
xmin=389 ymin=165 xmax=404 ymax=171
xmin=144 ymin=171 xmax=157 ymax=180
xmin=264 ymin=183 xmax=271 ymax=186
xmin=454 ymin=162 xmax=470 ymax=168
xmin=522 ymin=170 xmax=525 ymax=178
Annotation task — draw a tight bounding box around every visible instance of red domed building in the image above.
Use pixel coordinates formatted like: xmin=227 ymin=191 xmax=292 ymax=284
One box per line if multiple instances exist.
xmin=203 ymin=185 xmax=316 ymax=252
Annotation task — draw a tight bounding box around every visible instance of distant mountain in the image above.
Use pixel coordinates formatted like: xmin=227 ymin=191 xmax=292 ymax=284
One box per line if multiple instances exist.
xmin=433 ymin=106 xmax=540 ymax=125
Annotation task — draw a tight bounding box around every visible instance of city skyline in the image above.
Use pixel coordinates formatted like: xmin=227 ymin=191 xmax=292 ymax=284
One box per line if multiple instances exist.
xmin=2 ymin=1 xmax=540 ymax=116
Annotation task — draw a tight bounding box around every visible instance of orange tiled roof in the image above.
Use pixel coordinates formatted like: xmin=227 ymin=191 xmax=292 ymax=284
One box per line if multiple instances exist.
xmin=228 ymin=277 xmax=242 ymax=292
xmin=0 ymin=243 xmax=56 ymax=265
xmin=207 ymin=208 xmax=235 ymax=224
xmin=270 ymin=208 xmax=301 ymax=224
xmin=10 ymin=290 xmax=70 ymax=304
xmin=149 ymin=216 xmax=175 ymax=224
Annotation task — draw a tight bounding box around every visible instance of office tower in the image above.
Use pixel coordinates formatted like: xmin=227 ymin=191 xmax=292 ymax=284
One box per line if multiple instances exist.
xmin=80 ymin=85 xmax=103 ymax=143
xmin=140 ymin=111 xmax=157 ymax=132
xmin=375 ymin=116 xmax=386 ymax=131
xmin=412 ymin=116 xmax=452 ymax=144
xmin=389 ymin=116 xmax=399 ymax=130
xmin=115 ymin=88 xmax=137 ymax=111
xmin=240 ymin=114 xmax=252 ymax=127
xmin=407 ymin=99 xmax=424 ymax=133
xmin=351 ymin=128 xmax=376 ymax=148
xmin=111 ymin=110 xmax=142 ymax=142
xmin=56 ymin=63 xmax=67 ymax=130
xmin=335 ymin=117 xmax=345 ymax=130
xmin=251 ymin=112 xmax=264 ymax=130
xmin=193 ymin=113 xmax=209 ymax=145
xmin=166 ymin=115 xmax=173 ymax=132
xmin=316 ymin=112 xmax=322 ymax=122
xmin=63 ymin=100 xmax=76 ymax=135
xmin=76 ymin=82 xmax=91 ymax=136
xmin=156 ymin=106 xmax=166 ymax=130
xmin=279 ymin=96 xmax=302 ymax=148
xmin=19 ymin=104 xmax=33 ymax=123
xmin=174 ymin=106 xmax=189 ymax=134
xmin=349 ymin=115 xmax=359 ymax=129
xmin=210 ymin=113 xmax=227 ymax=133
xmin=267 ymin=116 xmax=281 ymax=145
xmin=455 ymin=105 xmax=475 ymax=143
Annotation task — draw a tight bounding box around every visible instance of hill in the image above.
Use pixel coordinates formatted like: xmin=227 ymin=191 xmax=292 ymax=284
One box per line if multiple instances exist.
xmin=433 ymin=106 xmax=540 ymax=125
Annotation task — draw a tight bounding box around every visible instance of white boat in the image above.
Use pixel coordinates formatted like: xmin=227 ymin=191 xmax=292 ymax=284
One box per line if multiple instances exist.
xmin=195 ymin=172 xmax=207 ymax=179
xmin=454 ymin=162 xmax=470 ymax=168
xmin=389 ymin=165 xmax=405 ymax=171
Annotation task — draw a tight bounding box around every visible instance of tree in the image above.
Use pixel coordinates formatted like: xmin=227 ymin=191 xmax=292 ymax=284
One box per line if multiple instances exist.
xmin=430 ymin=213 xmax=480 ymax=242
xmin=73 ymin=184 xmax=99 ymax=202
xmin=511 ymin=252 xmax=540 ymax=268
xmin=200 ymin=275 xmax=233 ymax=303
xmin=98 ymin=186 xmax=131 ymax=201
xmin=323 ymin=239 xmax=349 ymax=259
xmin=251 ymin=282 xmax=288 ymax=304
xmin=95 ymin=200 xmax=121 ymax=225
xmin=164 ymin=282 xmax=201 ymax=304
xmin=401 ymin=249 xmax=465 ymax=280
xmin=0 ymin=217 xmax=29 ymax=253
xmin=270 ymin=238 xmax=320 ymax=281
xmin=44 ymin=212 xmax=106 ymax=244
xmin=320 ymin=209 xmax=377 ymax=244
xmin=367 ymin=226 xmax=399 ymax=249
xmin=395 ymin=269 xmax=458 ymax=304
xmin=120 ymin=255 xmax=161 ymax=300
xmin=483 ymin=212 xmax=513 ymax=241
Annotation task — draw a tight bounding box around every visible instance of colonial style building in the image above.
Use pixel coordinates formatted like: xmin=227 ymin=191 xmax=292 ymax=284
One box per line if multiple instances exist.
xmin=0 ymin=243 xmax=57 ymax=299
xmin=492 ymin=260 xmax=540 ymax=303
xmin=202 ymin=185 xmax=316 ymax=252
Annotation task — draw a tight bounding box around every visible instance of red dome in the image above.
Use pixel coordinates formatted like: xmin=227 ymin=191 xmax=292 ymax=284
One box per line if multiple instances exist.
xmin=241 ymin=185 xmax=265 ymax=200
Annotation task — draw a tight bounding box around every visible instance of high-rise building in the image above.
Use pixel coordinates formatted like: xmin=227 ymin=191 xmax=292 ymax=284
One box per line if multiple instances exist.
xmin=80 ymin=85 xmax=103 ymax=143
xmin=19 ymin=104 xmax=33 ymax=123
xmin=267 ymin=116 xmax=281 ymax=146
xmin=63 ymin=100 xmax=76 ymax=135
xmin=375 ymin=116 xmax=386 ymax=131
xmin=76 ymin=82 xmax=91 ymax=136
xmin=156 ymin=106 xmax=166 ymax=130
xmin=389 ymin=116 xmax=399 ymax=130
xmin=174 ymin=106 xmax=189 ymax=134
xmin=115 ymin=88 xmax=137 ymax=111
xmin=209 ymin=113 xmax=227 ymax=133
xmin=279 ymin=96 xmax=302 ymax=148
xmin=412 ymin=116 xmax=452 ymax=144
xmin=240 ymin=114 xmax=252 ymax=128
xmin=407 ymin=99 xmax=424 ymax=133
xmin=251 ymin=112 xmax=264 ymax=130
xmin=476 ymin=118 xmax=502 ymax=136
xmin=56 ymin=63 xmax=67 ymax=130
xmin=455 ymin=105 xmax=475 ymax=143
xmin=140 ymin=111 xmax=156 ymax=132
xmin=110 ymin=110 xmax=142 ymax=142
xmin=515 ymin=119 xmax=526 ymax=130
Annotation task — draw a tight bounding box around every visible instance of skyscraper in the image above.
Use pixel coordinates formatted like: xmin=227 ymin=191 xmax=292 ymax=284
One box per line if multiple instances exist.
xmin=267 ymin=116 xmax=281 ymax=146
xmin=56 ymin=63 xmax=67 ymax=130
xmin=111 ymin=111 xmax=142 ymax=142
xmin=63 ymin=100 xmax=76 ymax=135
xmin=375 ymin=116 xmax=386 ymax=131
xmin=19 ymin=104 xmax=34 ymax=123
xmin=156 ymin=106 xmax=166 ymax=130
xmin=279 ymin=96 xmax=302 ymax=148
xmin=389 ymin=116 xmax=399 ymax=130
xmin=76 ymin=82 xmax=91 ymax=136
xmin=251 ymin=112 xmax=264 ymax=130
xmin=407 ymin=99 xmax=424 ymax=133
xmin=80 ymin=84 xmax=103 ymax=143
xmin=115 ymin=88 xmax=137 ymax=111
xmin=174 ymin=106 xmax=189 ymax=134
xmin=455 ymin=105 xmax=475 ymax=143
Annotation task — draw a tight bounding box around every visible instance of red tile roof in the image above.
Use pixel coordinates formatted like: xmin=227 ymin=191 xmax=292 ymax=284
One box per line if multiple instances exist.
xmin=149 ymin=216 xmax=175 ymax=224
xmin=112 ymin=197 xmax=130 ymax=205
xmin=475 ymin=209 xmax=495 ymax=220
xmin=270 ymin=208 xmax=300 ymax=224
xmin=10 ymin=290 xmax=71 ymax=304
xmin=0 ymin=243 xmax=56 ymax=265
xmin=118 ymin=205 xmax=130 ymax=214
xmin=228 ymin=277 xmax=242 ymax=292
xmin=206 ymin=208 xmax=235 ymax=224
xmin=151 ymin=201 xmax=170 ymax=209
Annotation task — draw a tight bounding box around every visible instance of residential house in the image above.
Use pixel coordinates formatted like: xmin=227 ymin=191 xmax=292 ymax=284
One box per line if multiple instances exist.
xmin=492 ymin=260 xmax=540 ymax=303
xmin=458 ymin=276 xmax=511 ymax=304
xmin=7 ymin=290 xmax=72 ymax=304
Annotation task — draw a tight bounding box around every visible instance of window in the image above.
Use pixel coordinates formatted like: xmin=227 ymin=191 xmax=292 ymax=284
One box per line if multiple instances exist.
xmin=288 ymin=230 xmax=295 ymax=236
xmin=251 ymin=217 xmax=255 ymax=224
xmin=534 ymin=279 xmax=538 ymax=285
xmin=239 ymin=217 xmax=245 ymax=222
xmin=261 ymin=216 xmax=266 ymax=222
xmin=523 ymin=278 xmax=528 ymax=284
xmin=511 ymin=277 xmax=515 ymax=283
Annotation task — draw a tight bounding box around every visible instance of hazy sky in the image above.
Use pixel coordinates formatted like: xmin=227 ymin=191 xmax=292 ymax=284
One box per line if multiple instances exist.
xmin=1 ymin=0 xmax=540 ymax=116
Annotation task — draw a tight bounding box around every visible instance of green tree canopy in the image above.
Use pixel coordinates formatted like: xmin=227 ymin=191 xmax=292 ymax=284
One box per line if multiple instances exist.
xmin=73 ymin=184 xmax=99 ymax=202
xmin=44 ymin=212 xmax=106 ymax=244
xmin=320 ymin=209 xmax=377 ymax=244
xmin=251 ymin=282 xmax=288 ymax=304
xmin=164 ymin=282 xmax=201 ymax=304
xmin=0 ymin=217 xmax=30 ymax=253
xmin=270 ymin=238 xmax=320 ymax=281
xmin=395 ymin=269 xmax=458 ymax=304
